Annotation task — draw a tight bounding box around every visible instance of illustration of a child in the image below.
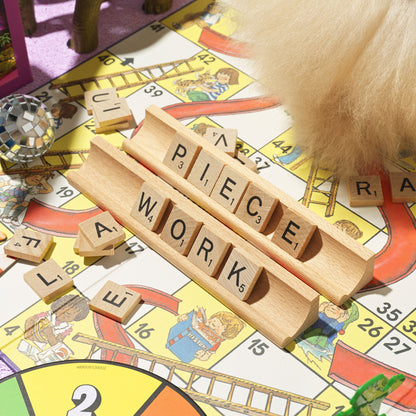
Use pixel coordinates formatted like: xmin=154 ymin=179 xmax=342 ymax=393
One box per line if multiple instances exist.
xmin=187 ymin=67 xmax=239 ymax=102
xmin=18 ymin=295 xmax=90 ymax=364
xmin=167 ymin=307 xmax=244 ymax=362
xmin=0 ymin=171 xmax=53 ymax=226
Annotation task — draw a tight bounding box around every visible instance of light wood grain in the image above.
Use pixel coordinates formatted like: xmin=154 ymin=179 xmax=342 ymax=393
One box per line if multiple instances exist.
xmin=347 ymin=175 xmax=384 ymax=207
xmin=123 ymin=105 xmax=375 ymax=305
xmin=68 ymin=136 xmax=319 ymax=348
xmin=389 ymin=171 xmax=416 ymax=203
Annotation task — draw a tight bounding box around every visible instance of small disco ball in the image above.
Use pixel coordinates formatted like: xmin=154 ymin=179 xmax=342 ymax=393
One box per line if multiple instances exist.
xmin=0 ymin=94 xmax=55 ymax=163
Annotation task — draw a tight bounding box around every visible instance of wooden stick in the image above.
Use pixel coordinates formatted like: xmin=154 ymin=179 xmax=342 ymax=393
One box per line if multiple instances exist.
xmin=68 ymin=136 xmax=319 ymax=348
xmin=123 ymin=105 xmax=375 ymax=305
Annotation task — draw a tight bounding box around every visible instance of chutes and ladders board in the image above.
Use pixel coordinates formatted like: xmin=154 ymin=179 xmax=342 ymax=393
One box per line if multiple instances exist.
xmin=0 ymin=1 xmax=415 ymax=415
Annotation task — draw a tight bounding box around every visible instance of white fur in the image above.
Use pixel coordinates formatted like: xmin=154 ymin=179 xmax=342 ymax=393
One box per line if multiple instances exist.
xmin=226 ymin=0 xmax=416 ymax=175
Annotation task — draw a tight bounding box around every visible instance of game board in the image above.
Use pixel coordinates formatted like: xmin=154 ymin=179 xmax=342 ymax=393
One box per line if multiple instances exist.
xmin=0 ymin=1 xmax=416 ymax=415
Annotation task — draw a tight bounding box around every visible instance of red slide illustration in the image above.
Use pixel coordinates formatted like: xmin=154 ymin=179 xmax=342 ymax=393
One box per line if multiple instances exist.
xmin=361 ymin=170 xmax=416 ymax=291
xmin=198 ymin=27 xmax=248 ymax=57
xmin=94 ymin=286 xmax=181 ymax=364
xmin=23 ymin=199 xmax=102 ymax=237
xmin=329 ymin=341 xmax=416 ymax=412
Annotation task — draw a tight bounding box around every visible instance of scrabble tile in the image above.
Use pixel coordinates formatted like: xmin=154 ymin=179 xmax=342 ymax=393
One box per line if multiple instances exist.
xmin=187 ymin=225 xmax=231 ymax=276
xmin=187 ymin=149 xmax=225 ymax=195
xmin=162 ymin=133 xmax=201 ymax=178
xmin=205 ymin=127 xmax=238 ymax=156
xmin=210 ymin=165 xmax=250 ymax=213
xmin=76 ymin=233 xmax=115 ymax=257
xmin=84 ymin=88 xmax=118 ymax=115
xmin=217 ymin=248 xmax=263 ymax=301
xmin=389 ymin=172 xmax=416 ymax=203
xmin=271 ymin=205 xmax=317 ymax=259
xmin=235 ymin=183 xmax=279 ymax=232
xmin=89 ymin=280 xmax=142 ymax=323
xmin=235 ymin=151 xmax=258 ymax=173
xmin=159 ymin=205 xmax=202 ymax=255
xmin=347 ymin=175 xmax=383 ymax=207
xmin=4 ymin=229 xmax=54 ymax=263
xmin=130 ymin=182 xmax=170 ymax=231
xmin=92 ymin=97 xmax=132 ymax=127
xmin=78 ymin=211 xmax=125 ymax=250
xmin=23 ymin=259 xmax=73 ymax=302
xmin=94 ymin=119 xmax=131 ymax=134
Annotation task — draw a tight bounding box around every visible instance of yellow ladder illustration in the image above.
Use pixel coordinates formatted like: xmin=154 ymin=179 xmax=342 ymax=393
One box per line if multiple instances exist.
xmin=50 ymin=58 xmax=204 ymax=102
xmin=0 ymin=149 xmax=91 ymax=175
xmin=303 ymin=161 xmax=339 ymax=217
xmin=73 ymin=333 xmax=330 ymax=416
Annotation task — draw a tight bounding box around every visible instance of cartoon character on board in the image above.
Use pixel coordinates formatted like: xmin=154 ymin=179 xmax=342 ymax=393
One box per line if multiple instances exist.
xmin=0 ymin=171 xmax=54 ymax=227
xmin=297 ymin=300 xmax=359 ymax=362
xmin=186 ymin=67 xmax=239 ymax=102
xmin=172 ymin=2 xmax=226 ymax=31
xmin=18 ymin=294 xmax=90 ymax=365
xmin=167 ymin=307 xmax=244 ymax=363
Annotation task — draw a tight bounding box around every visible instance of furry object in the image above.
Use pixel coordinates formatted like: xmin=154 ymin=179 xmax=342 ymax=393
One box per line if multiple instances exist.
xmin=226 ymin=0 xmax=416 ymax=176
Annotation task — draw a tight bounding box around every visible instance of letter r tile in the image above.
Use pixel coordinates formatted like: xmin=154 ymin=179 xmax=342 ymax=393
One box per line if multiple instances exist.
xmin=88 ymin=280 xmax=142 ymax=323
xmin=347 ymin=175 xmax=383 ymax=207
xmin=271 ymin=205 xmax=316 ymax=259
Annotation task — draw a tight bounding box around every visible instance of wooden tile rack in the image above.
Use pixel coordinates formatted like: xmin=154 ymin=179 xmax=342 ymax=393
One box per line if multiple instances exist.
xmin=123 ymin=105 xmax=375 ymax=306
xmin=68 ymin=136 xmax=319 ymax=348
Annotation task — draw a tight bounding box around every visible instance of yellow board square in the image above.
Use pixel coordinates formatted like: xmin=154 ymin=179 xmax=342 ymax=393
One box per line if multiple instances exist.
xmin=4 ymin=229 xmax=54 ymax=263
xmin=89 ymin=280 xmax=142 ymax=323
xmin=23 ymin=259 xmax=73 ymax=303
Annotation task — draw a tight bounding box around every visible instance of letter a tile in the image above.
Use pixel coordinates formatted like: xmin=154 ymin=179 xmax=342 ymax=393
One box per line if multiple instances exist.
xmin=89 ymin=280 xmax=142 ymax=323
xmin=78 ymin=211 xmax=125 ymax=250
xmin=217 ymin=248 xmax=263 ymax=301
xmin=4 ymin=229 xmax=54 ymax=263
xmin=389 ymin=171 xmax=416 ymax=203
xmin=23 ymin=259 xmax=74 ymax=302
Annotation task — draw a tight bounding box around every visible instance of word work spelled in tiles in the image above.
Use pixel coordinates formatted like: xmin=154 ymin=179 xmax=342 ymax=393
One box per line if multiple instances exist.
xmin=160 ymin=205 xmax=202 ymax=256
xmin=210 ymin=165 xmax=250 ymax=213
xmin=163 ymin=133 xmax=201 ymax=178
xmin=89 ymin=280 xmax=142 ymax=323
xmin=271 ymin=205 xmax=316 ymax=259
xmin=4 ymin=229 xmax=53 ymax=263
xmin=347 ymin=175 xmax=383 ymax=207
xmin=389 ymin=172 xmax=416 ymax=203
xmin=187 ymin=225 xmax=231 ymax=276
xmin=187 ymin=149 xmax=225 ymax=195
xmin=217 ymin=248 xmax=263 ymax=301
xmin=235 ymin=182 xmax=279 ymax=232
xmin=78 ymin=211 xmax=125 ymax=250
xmin=205 ymin=127 xmax=238 ymax=156
xmin=131 ymin=182 xmax=171 ymax=231
xmin=84 ymin=87 xmax=118 ymax=115
xmin=23 ymin=259 xmax=73 ymax=302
